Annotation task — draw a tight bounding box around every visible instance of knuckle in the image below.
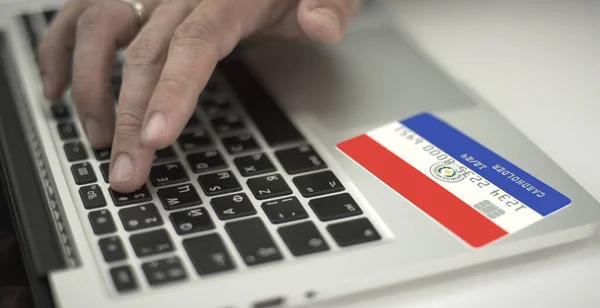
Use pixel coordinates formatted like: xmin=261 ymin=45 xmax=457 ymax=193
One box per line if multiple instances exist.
xmin=173 ymin=20 xmax=220 ymax=52
xmin=71 ymin=73 xmax=94 ymax=98
xmin=77 ymin=5 xmax=103 ymax=32
xmin=115 ymin=108 xmax=145 ymax=133
xmin=123 ymin=37 xmax=164 ymax=68
xmin=156 ymin=72 xmax=194 ymax=95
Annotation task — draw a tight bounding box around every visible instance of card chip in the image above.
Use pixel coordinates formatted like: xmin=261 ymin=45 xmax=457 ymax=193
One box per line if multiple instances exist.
xmin=474 ymin=200 xmax=505 ymax=219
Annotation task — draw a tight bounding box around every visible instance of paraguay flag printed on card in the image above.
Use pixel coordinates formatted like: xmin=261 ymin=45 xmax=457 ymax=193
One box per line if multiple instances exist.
xmin=336 ymin=112 xmax=572 ymax=248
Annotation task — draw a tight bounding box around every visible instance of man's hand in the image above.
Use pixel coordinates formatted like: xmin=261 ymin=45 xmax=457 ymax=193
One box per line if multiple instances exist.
xmin=38 ymin=0 xmax=362 ymax=193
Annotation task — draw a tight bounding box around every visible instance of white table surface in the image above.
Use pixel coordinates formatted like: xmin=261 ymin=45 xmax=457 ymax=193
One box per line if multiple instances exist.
xmin=3 ymin=0 xmax=599 ymax=307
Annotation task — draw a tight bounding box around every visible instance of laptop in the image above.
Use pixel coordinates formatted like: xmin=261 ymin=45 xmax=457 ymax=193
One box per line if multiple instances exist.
xmin=1 ymin=1 xmax=599 ymax=308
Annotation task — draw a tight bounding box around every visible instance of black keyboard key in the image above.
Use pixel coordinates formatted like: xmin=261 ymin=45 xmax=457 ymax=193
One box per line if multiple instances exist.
xmin=225 ymin=217 xmax=283 ymax=266
xmin=278 ymin=221 xmax=329 ymax=256
xmin=184 ymin=115 xmax=201 ymax=130
xmin=149 ymin=162 xmax=189 ymax=187
xmin=119 ymin=203 xmax=163 ymax=231
xmin=110 ymin=266 xmax=137 ymax=293
xmin=200 ymin=98 xmax=231 ymax=117
xmin=142 ymin=257 xmax=187 ymax=286
xmin=109 ymin=185 xmax=152 ymax=206
xmin=57 ymin=122 xmax=78 ymax=140
xmin=88 ymin=209 xmax=116 ymax=235
xmin=309 ymin=193 xmax=362 ymax=221
xmin=197 ymin=171 xmax=242 ymax=196
xmin=50 ymin=104 xmax=70 ymax=119
xmin=219 ymin=61 xmax=304 ymax=146
xmin=247 ymin=174 xmax=292 ymax=200
xmin=130 ymin=229 xmax=174 ymax=257
xmin=221 ymin=134 xmax=259 ymax=155
xmin=157 ymin=184 xmax=202 ymax=210
xmin=80 ymin=184 xmax=107 ymax=209
xmin=99 ymin=236 xmax=127 ymax=262
xmin=327 ymin=218 xmax=381 ymax=247
xmin=187 ymin=150 xmax=227 ymax=173
xmin=169 ymin=207 xmax=214 ymax=235
xmin=71 ymin=162 xmax=97 ymax=185
xmin=275 ymin=145 xmax=326 ymax=175
xmin=293 ymin=171 xmax=344 ymax=198
xmin=183 ymin=233 xmax=235 ymax=276
xmin=100 ymin=163 xmax=110 ymax=183
xmin=262 ymin=197 xmax=308 ymax=224
xmin=211 ymin=193 xmax=256 ymax=220
xmin=94 ymin=148 xmax=111 ymax=161
xmin=64 ymin=142 xmax=88 ymax=162
xmin=211 ymin=114 xmax=245 ymax=134
xmin=43 ymin=10 xmax=57 ymax=24
xmin=234 ymin=153 xmax=275 ymax=177
xmin=153 ymin=146 xmax=177 ymax=163
xmin=178 ymin=130 xmax=212 ymax=152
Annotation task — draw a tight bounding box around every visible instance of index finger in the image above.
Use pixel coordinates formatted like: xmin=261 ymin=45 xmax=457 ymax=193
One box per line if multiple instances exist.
xmin=139 ymin=0 xmax=279 ymax=148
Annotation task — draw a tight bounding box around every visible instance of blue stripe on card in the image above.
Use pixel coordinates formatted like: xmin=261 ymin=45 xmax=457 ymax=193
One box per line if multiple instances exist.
xmin=401 ymin=113 xmax=570 ymax=216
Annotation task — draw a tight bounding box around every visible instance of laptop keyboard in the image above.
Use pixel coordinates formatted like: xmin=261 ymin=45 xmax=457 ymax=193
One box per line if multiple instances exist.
xmin=21 ymin=10 xmax=383 ymax=294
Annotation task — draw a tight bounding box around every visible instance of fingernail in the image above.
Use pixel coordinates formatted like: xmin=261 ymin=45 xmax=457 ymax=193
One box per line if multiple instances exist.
xmin=85 ymin=118 xmax=107 ymax=146
xmin=310 ymin=7 xmax=341 ymax=32
xmin=142 ymin=112 xmax=167 ymax=143
xmin=111 ymin=154 xmax=134 ymax=183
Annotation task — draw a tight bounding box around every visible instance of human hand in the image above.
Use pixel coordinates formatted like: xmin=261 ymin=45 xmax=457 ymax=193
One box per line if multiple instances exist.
xmin=37 ymin=0 xmax=362 ymax=193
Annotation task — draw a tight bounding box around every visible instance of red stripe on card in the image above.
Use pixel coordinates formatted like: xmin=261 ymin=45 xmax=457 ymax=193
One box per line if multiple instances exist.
xmin=337 ymin=134 xmax=507 ymax=247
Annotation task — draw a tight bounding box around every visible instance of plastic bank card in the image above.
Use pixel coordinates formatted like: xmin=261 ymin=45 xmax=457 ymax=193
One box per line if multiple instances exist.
xmin=336 ymin=112 xmax=571 ymax=248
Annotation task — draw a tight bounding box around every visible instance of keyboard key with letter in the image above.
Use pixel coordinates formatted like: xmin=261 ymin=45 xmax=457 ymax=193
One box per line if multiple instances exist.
xmin=187 ymin=150 xmax=227 ymax=173
xmin=110 ymin=266 xmax=137 ymax=293
xmin=157 ymin=184 xmax=202 ymax=210
xmin=178 ymin=130 xmax=212 ymax=152
xmin=221 ymin=134 xmax=259 ymax=155
xmin=149 ymin=162 xmax=189 ymax=187
xmin=278 ymin=221 xmax=329 ymax=256
xmin=293 ymin=171 xmax=344 ymax=198
xmin=119 ymin=204 xmax=163 ymax=231
xmin=275 ymin=145 xmax=326 ymax=175
xmin=225 ymin=217 xmax=283 ymax=266
xmin=234 ymin=153 xmax=275 ymax=177
xmin=262 ymin=197 xmax=308 ymax=224
xmin=109 ymin=185 xmax=152 ymax=206
xmin=169 ymin=207 xmax=215 ymax=235
xmin=57 ymin=122 xmax=78 ymax=140
xmin=183 ymin=233 xmax=236 ymax=275
xmin=94 ymin=148 xmax=111 ymax=161
xmin=50 ymin=104 xmax=70 ymax=119
xmin=130 ymin=229 xmax=174 ymax=257
xmin=71 ymin=162 xmax=97 ymax=185
xmin=211 ymin=193 xmax=256 ymax=220
xmin=153 ymin=146 xmax=177 ymax=163
xmin=247 ymin=174 xmax=292 ymax=200
xmin=327 ymin=218 xmax=381 ymax=247
xmin=79 ymin=184 xmax=106 ymax=209
xmin=142 ymin=257 xmax=187 ymax=286
xmin=64 ymin=142 xmax=88 ymax=162
xmin=99 ymin=236 xmax=127 ymax=262
xmin=88 ymin=209 xmax=116 ymax=235
xmin=211 ymin=114 xmax=245 ymax=134
xmin=309 ymin=193 xmax=362 ymax=221
xmin=197 ymin=171 xmax=242 ymax=196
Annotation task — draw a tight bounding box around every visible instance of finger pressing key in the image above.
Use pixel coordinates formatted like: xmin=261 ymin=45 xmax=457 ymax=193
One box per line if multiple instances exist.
xmin=71 ymin=0 xmax=160 ymax=149
xmin=139 ymin=0 xmax=281 ymax=149
xmin=109 ymin=0 xmax=197 ymax=193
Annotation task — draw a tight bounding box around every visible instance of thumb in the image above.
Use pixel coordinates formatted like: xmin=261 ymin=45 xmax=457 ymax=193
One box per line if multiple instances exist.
xmin=298 ymin=0 xmax=362 ymax=45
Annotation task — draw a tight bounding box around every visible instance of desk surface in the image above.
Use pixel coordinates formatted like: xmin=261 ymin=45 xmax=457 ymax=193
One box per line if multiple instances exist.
xmin=2 ymin=0 xmax=599 ymax=307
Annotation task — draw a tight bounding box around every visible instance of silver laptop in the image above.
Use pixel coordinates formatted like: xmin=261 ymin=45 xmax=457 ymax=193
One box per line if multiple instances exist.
xmin=1 ymin=2 xmax=598 ymax=308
